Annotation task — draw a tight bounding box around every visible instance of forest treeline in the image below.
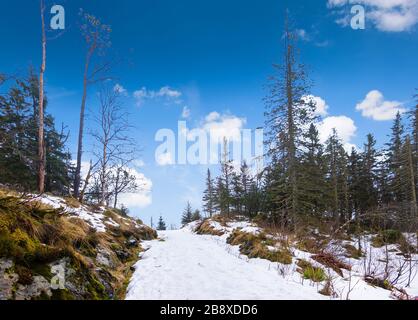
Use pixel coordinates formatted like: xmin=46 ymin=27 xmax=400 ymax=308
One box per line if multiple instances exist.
xmin=201 ymin=23 xmax=418 ymax=233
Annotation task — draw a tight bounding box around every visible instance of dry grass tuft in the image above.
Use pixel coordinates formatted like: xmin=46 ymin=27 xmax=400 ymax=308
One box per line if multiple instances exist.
xmin=311 ymin=252 xmax=351 ymax=277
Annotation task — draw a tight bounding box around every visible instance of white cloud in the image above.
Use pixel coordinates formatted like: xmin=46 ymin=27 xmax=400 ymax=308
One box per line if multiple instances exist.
xmin=181 ymin=106 xmax=191 ymax=119
xmin=156 ymin=152 xmax=175 ymax=166
xmin=201 ymin=112 xmax=246 ymax=143
xmin=328 ymin=0 xmax=418 ymax=32
xmin=303 ymin=95 xmax=329 ymax=116
xmin=113 ymin=83 xmax=128 ymax=96
xmin=133 ymin=86 xmax=182 ymax=106
xmin=318 ymin=115 xmax=358 ymax=152
xmin=356 ymin=90 xmax=406 ymax=121
xmin=118 ymin=168 xmax=152 ymax=209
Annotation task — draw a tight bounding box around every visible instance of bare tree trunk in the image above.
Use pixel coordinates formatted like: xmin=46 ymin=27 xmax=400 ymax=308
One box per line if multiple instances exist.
xmin=113 ymin=168 xmax=120 ymax=208
xmin=38 ymin=0 xmax=46 ymax=194
xmin=74 ymin=51 xmax=93 ymax=198
xmin=100 ymin=143 xmax=107 ymax=206
xmin=79 ymin=160 xmax=94 ymax=203
xmin=406 ymin=136 xmax=417 ymax=216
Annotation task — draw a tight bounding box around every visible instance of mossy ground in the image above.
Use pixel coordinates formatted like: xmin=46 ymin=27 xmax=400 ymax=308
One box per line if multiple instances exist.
xmin=0 ymin=188 xmax=156 ymax=300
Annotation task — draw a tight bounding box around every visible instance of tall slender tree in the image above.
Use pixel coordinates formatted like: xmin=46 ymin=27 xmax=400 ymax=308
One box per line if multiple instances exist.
xmin=264 ymin=13 xmax=316 ymax=224
xmin=37 ymin=0 xmax=47 ymax=193
xmin=387 ymin=112 xmax=405 ymax=202
xmin=299 ymin=123 xmax=327 ymax=217
xmin=74 ymin=10 xmax=112 ymax=198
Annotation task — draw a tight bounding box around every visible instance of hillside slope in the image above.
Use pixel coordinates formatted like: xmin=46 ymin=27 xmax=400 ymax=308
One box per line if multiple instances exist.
xmin=0 ymin=188 xmax=156 ymax=300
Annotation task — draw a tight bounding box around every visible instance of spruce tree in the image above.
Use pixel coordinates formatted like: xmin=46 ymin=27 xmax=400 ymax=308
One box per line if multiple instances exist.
xmin=219 ymin=138 xmax=233 ymax=216
xmin=387 ymin=112 xmax=405 ymax=202
xmin=0 ymin=73 xmax=72 ymax=193
xmin=157 ymin=216 xmax=167 ymax=231
xmin=181 ymin=202 xmax=194 ymax=225
xmin=400 ymin=136 xmax=417 ymax=217
xmin=324 ymin=129 xmax=349 ymax=225
xmin=358 ymin=134 xmax=379 ymax=213
xmin=202 ymin=169 xmax=216 ymax=217
xmin=299 ymin=123 xmax=327 ymax=217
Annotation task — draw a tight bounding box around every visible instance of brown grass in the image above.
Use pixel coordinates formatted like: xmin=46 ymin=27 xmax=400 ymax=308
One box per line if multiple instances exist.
xmin=311 ymin=252 xmax=351 ymax=277
xmin=196 ymin=220 xmax=225 ymax=236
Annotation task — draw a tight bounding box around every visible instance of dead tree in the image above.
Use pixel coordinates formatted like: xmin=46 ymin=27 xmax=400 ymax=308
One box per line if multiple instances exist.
xmin=90 ymin=84 xmax=137 ymax=206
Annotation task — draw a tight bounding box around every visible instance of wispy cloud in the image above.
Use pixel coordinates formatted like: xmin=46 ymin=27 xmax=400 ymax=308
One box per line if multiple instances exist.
xmin=133 ymin=86 xmax=182 ymax=106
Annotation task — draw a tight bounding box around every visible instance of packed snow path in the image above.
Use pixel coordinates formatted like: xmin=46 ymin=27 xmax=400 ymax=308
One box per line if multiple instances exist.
xmin=126 ymin=228 xmax=324 ymax=300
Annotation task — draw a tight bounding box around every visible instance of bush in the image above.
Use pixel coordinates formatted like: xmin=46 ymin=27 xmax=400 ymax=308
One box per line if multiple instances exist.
xmin=371 ymin=229 xmax=405 ymax=247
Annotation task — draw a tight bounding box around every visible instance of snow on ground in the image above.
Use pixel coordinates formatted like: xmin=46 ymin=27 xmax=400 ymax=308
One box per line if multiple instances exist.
xmin=126 ymin=228 xmax=325 ymax=300
xmin=34 ymin=194 xmax=118 ymax=232
xmin=126 ymin=220 xmax=418 ymax=300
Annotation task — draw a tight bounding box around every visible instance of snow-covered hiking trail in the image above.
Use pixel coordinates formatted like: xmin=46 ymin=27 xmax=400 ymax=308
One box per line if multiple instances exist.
xmin=125 ymin=228 xmax=325 ymax=300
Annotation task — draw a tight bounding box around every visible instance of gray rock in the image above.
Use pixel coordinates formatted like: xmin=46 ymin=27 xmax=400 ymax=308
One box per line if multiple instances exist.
xmin=15 ymin=276 xmax=52 ymax=300
xmin=0 ymin=259 xmax=18 ymax=300
xmin=96 ymin=246 xmax=116 ymax=268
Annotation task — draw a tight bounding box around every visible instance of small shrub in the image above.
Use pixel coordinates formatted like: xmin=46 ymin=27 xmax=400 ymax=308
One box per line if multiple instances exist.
xmin=371 ymin=229 xmax=405 ymax=248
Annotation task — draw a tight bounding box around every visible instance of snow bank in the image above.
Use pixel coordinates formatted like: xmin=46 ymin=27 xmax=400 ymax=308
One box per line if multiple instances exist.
xmin=187 ymin=218 xmax=418 ymax=300
xmin=35 ymin=194 xmax=118 ymax=232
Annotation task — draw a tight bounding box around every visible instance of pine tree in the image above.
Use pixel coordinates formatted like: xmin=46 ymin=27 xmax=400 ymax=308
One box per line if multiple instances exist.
xmin=240 ymin=161 xmax=254 ymax=217
xmin=231 ymin=170 xmax=244 ymax=215
xmin=219 ymin=138 xmax=233 ymax=216
xmin=264 ymin=14 xmax=316 ymax=224
xmin=387 ymin=112 xmax=405 ymax=202
xmin=400 ymin=136 xmax=417 ymax=217
xmin=202 ymin=169 xmax=216 ymax=217
xmin=358 ymin=134 xmax=379 ymax=214
xmin=157 ymin=216 xmax=167 ymax=231
xmin=181 ymin=202 xmax=194 ymax=225
xmin=299 ymin=123 xmax=327 ymax=217
xmin=410 ymin=92 xmax=418 ymax=198
xmin=0 ymin=73 xmax=72 ymax=193
xmin=324 ymin=129 xmax=349 ymax=225
xmin=347 ymin=147 xmax=362 ymax=220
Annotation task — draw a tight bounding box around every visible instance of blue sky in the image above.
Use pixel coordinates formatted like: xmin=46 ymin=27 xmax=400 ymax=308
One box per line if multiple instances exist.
xmin=0 ymin=0 xmax=417 ymax=227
